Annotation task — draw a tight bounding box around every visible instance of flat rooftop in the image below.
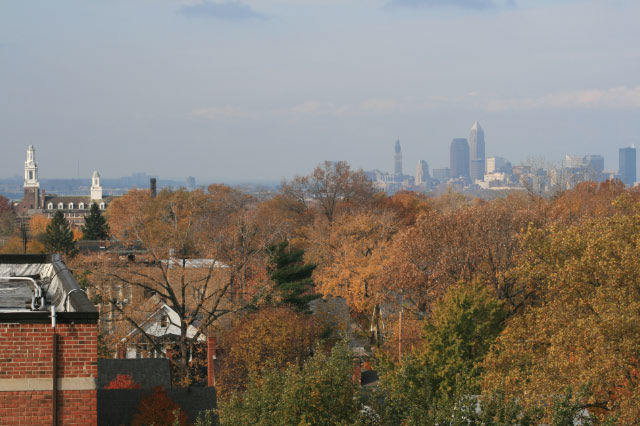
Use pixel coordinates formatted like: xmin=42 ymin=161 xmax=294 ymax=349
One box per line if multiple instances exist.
xmin=0 ymin=254 xmax=97 ymax=323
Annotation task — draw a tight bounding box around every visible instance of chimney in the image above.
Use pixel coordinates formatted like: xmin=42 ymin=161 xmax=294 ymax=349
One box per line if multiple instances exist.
xmin=352 ymin=358 xmax=361 ymax=386
xmin=207 ymin=336 xmax=217 ymax=387
xmin=150 ymin=177 xmax=157 ymax=198
xmin=116 ymin=343 xmax=126 ymax=359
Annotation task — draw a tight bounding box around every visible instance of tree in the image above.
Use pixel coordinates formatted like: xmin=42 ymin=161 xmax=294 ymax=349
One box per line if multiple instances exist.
xmin=266 ymin=241 xmax=319 ymax=312
xmin=82 ymin=202 xmax=109 ymax=240
xmin=85 ymin=186 xmax=279 ymax=384
xmin=0 ymin=195 xmax=15 ymax=237
xmin=375 ymin=282 xmax=505 ymax=424
xmin=281 ymin=161 xmax=376 ymax=223
xmin=44 ymin=210 xmax=77 ymax=256
xmin=216 ymin=307 xmax=322 ymax=399
xmin=131 ymin=386 xmax=188 ymax=426
xmin=483 ymin=208 xmax=640 ymax=423
xmin=218 ymin=341 xmax=359 ymax=425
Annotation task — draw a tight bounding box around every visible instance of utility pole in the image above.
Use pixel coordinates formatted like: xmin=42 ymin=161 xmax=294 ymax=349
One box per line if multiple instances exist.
xmin=20 ymin=220 xmax=28 ymax=254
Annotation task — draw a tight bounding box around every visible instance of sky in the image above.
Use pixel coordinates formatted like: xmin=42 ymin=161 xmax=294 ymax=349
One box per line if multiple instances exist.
xmin=1 ymin=0 xmax=639 ymax=182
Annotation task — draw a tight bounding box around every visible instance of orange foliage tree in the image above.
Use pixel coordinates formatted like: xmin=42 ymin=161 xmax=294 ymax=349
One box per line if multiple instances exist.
xmin=131 ymin=386 xmax=187 ymax=426
xmin=216 ymin=306 xmax=323 ymax=399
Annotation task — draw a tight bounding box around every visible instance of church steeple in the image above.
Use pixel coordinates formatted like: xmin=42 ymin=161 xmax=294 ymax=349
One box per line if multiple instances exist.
xmin=24 ymin=145 xmax=39 ymax=188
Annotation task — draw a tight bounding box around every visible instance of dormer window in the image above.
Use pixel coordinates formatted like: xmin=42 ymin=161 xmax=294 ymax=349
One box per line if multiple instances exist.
xmin=99 ymin=202 xmax=105 ymax=210
xmin=58 ymin=202 xmax=64 ymax=209
xmin=47 ymin=203 xmax=53 ymax=210
xmin=79 ymin=203 xmax=85 ymax=210
xmin=68 ymin=203 xmax=74 ymax=210
xmin=160 ymin=314 xmax=168 ymax=328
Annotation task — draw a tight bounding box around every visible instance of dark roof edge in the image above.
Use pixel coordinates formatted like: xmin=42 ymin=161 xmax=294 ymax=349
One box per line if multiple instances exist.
xmin=0 ymin=311 xmax=98 ymax=324
xmin=50 ymin=254 xmax=98 ymax=314
xmin=0 ymin=254 xmax=52 ymax=264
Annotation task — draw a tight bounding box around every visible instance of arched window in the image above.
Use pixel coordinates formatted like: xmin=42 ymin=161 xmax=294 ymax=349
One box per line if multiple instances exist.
xmin=47 ymin=203 xmax=53 ymax=210
xmin=99 ymin=202 xmax=105 ymax=210
xmin=79 ymin=203 xmax=85 ymax=210
xmin=68 ymin=203 xmax=74 ymax=210
xmin=58 ymin=202 xmax=64 ymax=209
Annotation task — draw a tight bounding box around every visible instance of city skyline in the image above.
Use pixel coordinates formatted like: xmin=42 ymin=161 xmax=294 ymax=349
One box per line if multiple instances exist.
xmin=1 ymin=1 xmax=639 ymax=181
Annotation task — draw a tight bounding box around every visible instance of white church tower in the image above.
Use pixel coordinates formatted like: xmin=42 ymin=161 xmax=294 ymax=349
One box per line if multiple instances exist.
xmin=90 ymin=170 xmax=103 ymax=202
xmin=24 ymin=145 xmax=39 ymax=188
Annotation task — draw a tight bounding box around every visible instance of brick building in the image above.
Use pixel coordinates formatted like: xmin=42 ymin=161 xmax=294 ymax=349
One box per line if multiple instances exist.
xmin=15 ymin=145 xmax=111 ymax=227
xmin=0 ymin=254 xmax=99 ymax=425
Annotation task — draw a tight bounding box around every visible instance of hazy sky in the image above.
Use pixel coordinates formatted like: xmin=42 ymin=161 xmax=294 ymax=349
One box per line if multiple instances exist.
xmin=1 ymin=0 xmax=639 ymax=182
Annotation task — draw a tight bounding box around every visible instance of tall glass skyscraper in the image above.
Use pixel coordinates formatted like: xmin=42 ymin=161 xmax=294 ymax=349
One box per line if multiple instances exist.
xmin=450 ymin=138 xmax=470 ymax=180
xmin=394 ymin=139 xmax=403 ymax=177
xmin=619 ymin=146 xmax=636 ymax=186
xmin=469 ymin=121 xmax=485 ymax=182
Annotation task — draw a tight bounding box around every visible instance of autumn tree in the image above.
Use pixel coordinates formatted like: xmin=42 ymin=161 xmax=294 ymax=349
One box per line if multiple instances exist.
xmin=87 ymin=186 xmax=278 ymax=383
xmin=82 ymin=202 xmax=109 ymax=240
xmin=281 ymin=161 xmax=376 ymax=223
xmin=0 ymin=195 xmax=15 ymax=237
xmin=216 ymin=307 xmax=322 ymax=398
xmin=483 ymin=207 xmax=640 ymax=423
xmin=44 ymin=210 xmax=77 ymax=256
xmin=310 ymin=209 xmax=398 ymax=316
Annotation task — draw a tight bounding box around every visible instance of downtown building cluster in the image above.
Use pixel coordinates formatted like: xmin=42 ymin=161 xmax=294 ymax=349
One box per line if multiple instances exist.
xmin=369 ymin=121 xmax=637 ymax=194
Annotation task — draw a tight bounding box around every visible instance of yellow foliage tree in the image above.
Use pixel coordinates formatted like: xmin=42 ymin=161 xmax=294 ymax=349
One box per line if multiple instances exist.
xmin=483 ymin=207 xmax=640 ymax=423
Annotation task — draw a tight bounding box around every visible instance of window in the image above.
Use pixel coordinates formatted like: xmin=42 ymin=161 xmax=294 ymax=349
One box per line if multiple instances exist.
xmin=47 ymin=203 xmax=53 ymax=210
xmin=68 ymin=203 xmax=74 ymax=210
xmin=99 ymin=202 xmax=105 ymax=209
xmin=28 ymin=171 xmax=33 ymax=180
xmin=160 ymin=314 xmax=168 ymax=328
xmin=79 ymin=203 xmax=85 ymax=210
xmin=58 ymin=202 xmax=64 ymax=209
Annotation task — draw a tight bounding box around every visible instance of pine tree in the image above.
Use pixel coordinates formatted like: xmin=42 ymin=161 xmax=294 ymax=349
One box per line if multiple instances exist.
xmin=82 ymin=202 xmax=109 ymax=240
xmin=266 ymin=241 xmax=320 ymax=312
xmin=44 ymin=210 xmax=77 ymax=256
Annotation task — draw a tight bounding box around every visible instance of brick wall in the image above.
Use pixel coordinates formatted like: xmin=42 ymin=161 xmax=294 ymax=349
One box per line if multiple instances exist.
xmin=0 ymin=322 xmax=98 ymax=426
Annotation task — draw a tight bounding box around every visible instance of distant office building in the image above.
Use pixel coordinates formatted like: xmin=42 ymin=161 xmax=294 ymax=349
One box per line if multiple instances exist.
xmin=619 ymin=146 xmax=637 ymax=186
xmin=469 ymin=121 xmax=485 ymax=181
xmin=186 ymin=176 xmax=196 ymax=191
xmin=450 ymin=138 xmax=470 ymax=180
xmin=583 ymin=155 xmax=604 ymax=174
xmin=486 ymin=156 xmax=507 ymax=174
xmin=433 ymin=168 xmax=451 ymax=182
xmin=415 ymin=160 xmax=430 ymax=185
xmin=394 ymin=139 xmax=403 ymax=177
xmin=563 ymin=154 xmax=584 ymax=169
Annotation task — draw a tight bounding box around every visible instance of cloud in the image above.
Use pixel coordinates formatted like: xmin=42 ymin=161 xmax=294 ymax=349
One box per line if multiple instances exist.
xmin=484 ymin=87 xmax=640 ymax=112
xmin=190 ymin=105 xmax=256 ymax=120
xmin=189 ymin=87 xmax=640 ymax=122
xmin=389 ymin=0 xmax=497 ymax=10
xmin=179 ymin=1 xmax=266 ymax=20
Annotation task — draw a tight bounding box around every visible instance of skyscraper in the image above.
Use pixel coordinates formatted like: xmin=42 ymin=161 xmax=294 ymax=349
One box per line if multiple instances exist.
xmin=450 ymin=138 xmax=470 ymax=180
xmin=619 ymin=146 xmax=636 ymax=186
xmin=469 ymin=121 xmax=485 ymax=182
xmin=415 ymin=160 xmax=429 ymax=185
xmin=394 ymin=139 xmax=403 ymax=177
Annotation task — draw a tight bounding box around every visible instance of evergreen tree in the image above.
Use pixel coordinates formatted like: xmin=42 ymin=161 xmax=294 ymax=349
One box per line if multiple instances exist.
xmin=266 ymin=241 xmax=320 ymax=312
xmin=44 ymin=210 xmax=77 ymax=256
xmin=82 ymin=202 xmax=109 ymax=240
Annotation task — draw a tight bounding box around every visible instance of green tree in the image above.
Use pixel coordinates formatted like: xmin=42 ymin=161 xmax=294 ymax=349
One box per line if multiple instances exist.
xmin=44 ymin=210 xmax=77 ymax=256
xmin=375 ymin=282 xmax=506 ymax=424
xmin=82 ymin=202 xmax=109 ymax=240
xmin=218 ymin=341 xmax=359 ymax=426
xmin=266 ymin=241 xmax=319 ymax=312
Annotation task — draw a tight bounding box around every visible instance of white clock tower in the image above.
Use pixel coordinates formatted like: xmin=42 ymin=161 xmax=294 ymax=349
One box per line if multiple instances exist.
xmin=24 ymin=145 xmax=39 ymax=188
xmin=90 ymin=170 xmax=103 ymax=202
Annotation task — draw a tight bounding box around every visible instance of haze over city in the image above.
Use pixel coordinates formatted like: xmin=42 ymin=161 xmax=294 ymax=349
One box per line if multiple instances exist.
xmin=1 ymin=0 xmax=639 ymax=181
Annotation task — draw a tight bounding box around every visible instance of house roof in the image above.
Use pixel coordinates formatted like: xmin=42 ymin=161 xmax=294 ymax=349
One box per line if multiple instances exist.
xmin=0 ymin=254 xmax=98 ymax=323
